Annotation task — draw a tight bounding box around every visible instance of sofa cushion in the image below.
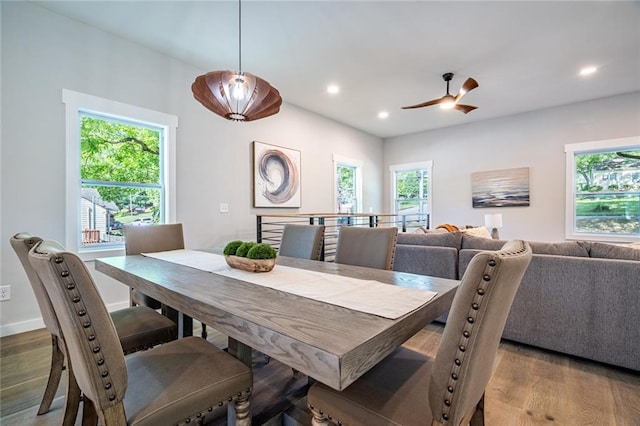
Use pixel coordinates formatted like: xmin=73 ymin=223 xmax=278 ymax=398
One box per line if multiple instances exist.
xmin=397 ymin=231 xmax=462 ymax=249
xmin=462 ymin=235 xmax=589 ymax=257
xmin=588 ymin=242 xmax=640 ymax=261
xmin=461 ymin=235 xmax=505 ymax=251
xmin=393 ymin=245 xmax=458 ymax=279
xmin=527 ymin=241 xmax=589 ymax=257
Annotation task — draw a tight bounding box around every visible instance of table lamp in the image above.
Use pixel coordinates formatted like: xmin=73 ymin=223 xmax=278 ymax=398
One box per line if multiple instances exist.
xmin=484 ymin=213 xmax=503 ymax=239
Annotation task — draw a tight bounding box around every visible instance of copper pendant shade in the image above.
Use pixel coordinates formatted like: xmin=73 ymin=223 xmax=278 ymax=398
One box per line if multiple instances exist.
xmin=192 ymin=70 xmax=282 ymax=121
xmin=191 ymin=0 xmax=282 ymax=122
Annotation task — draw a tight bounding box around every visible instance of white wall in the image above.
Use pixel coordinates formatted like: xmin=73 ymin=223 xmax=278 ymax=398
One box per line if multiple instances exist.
xmin=0 ymin=2 xmax=383 ymax=335
xmin=383 ymin=92 xmax=640 ymax=242
xmin=2 ymin=1 xmax=638 ymax=336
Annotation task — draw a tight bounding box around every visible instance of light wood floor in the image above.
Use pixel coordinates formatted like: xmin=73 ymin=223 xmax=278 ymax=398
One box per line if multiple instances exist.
xmin=1 ymin=323 xmax=639 ymax=425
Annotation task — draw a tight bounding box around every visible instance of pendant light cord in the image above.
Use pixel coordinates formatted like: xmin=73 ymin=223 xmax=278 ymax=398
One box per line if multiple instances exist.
xmin=238 ymin=0 xmax=242 ymax=74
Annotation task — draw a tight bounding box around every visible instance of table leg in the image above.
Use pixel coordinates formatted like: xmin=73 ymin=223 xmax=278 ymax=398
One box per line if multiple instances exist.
xmin=227 ymin=337 xmax=252 ymax=367
xmin=163 ymin=305 xmax=193 ymax=338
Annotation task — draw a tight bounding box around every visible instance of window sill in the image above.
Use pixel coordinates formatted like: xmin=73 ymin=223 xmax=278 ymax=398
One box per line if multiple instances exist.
xmin=77 ymin=246 xmax=125 ymax=262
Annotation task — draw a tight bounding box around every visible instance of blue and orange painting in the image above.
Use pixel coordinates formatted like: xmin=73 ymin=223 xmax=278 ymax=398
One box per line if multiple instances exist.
xmin=471 ymin=167 xmax=530 ymax=208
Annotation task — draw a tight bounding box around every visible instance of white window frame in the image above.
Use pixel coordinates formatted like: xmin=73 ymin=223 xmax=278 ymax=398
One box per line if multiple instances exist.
xmin=333 ymin=155 xmax=363 ymax=214
xmin=389 ymin=161 xmax=433 ymax=228
xmin=564 ymin=136 xmax=640 ymax=243
xmin=63 ymin=89 xmax=178 ymax=260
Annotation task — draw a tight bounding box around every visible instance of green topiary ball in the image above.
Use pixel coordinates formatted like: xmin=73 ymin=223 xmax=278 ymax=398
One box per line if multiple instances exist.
xmin=235 ymin=241 xmax=256 ymax=258
xmin=223 ymin=240 xmax=244 ymax=256
xmin=246 ymin=243 xmax=277 ymax=260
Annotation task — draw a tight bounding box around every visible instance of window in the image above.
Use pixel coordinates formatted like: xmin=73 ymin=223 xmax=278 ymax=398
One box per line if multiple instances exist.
xmin=63 ymin=90 xmax=178 ymax=258
xmin=334 ymin=155 xmax=362 ymax=214
xmin=390 ymin=161 xmax=432 ymax=229
xmin=565 ymin=136 xmax=640 ymax=242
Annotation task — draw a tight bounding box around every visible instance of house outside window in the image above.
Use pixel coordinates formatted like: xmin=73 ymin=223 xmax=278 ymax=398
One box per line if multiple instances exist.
xmin=565 ymin=136 xmax=640 ymax=242
xmin=334 ymin=155 xmax=362 ymax=215
xmin=63 ymin=89 xmax=178 ymax=259
xmin=390 ymin=161 xmax=432 ymax=229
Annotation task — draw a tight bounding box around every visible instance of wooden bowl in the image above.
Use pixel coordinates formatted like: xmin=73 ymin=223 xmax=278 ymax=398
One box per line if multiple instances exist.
xmin=224 ymin=255 xmax=276 ymax=272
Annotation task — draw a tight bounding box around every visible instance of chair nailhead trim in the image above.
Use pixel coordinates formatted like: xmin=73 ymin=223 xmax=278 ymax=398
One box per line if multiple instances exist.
xmin=439 ymin=254 xmax=498 ymax=424
xmin=177 ymin=388 xmax=252 ymax=426
xmin=51 ymin=254 xmax=119 ymax=405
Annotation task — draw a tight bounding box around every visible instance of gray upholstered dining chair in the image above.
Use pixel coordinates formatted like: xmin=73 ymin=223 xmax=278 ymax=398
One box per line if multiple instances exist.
xmin=278 ymin=223 xmax=326 ymax=261
xmin=124 ymin=223 xmax=184 ymax=309
xmin=334 ymin=226 xmax=398 ymax=270
xmin=10 ymin=233 xmax=178 ymax=425
xmin=29 ymin=239 xmax=253 ymax=426
xmin=307 ymin=240 xmax=532 ymax=426
xmin=124 ymin=223 xmax=212 ymax=339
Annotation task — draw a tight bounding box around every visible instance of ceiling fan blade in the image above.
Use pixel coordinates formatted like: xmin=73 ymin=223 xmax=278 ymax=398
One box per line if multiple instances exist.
xmin=453 ymin=104 xmax=477 ymax=114
xmin=401 ymin=98 xmax=442 ymax=109
xmin=455 ymin=77 xmax=479 ymax=101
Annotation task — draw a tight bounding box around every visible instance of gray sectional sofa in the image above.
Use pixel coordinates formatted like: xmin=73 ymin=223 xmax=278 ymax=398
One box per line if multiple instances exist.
xmin=393 ymin=231 xmax=640 ymax=371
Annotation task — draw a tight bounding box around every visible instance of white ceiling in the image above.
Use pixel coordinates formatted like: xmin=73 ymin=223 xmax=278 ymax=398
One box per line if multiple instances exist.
xmin=35 ymin=1 xmax=640 ymax=139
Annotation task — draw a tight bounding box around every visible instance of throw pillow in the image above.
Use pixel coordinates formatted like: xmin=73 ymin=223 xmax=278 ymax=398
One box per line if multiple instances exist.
xmin=436 ymin=223 xmax=460 ymax=232
xmin=461 ymin=226 xmax=492 ymax=239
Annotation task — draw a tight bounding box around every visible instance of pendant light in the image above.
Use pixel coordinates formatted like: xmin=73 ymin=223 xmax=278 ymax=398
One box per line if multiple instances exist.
xmin=191 ymin=0 xmax=282 ymax=121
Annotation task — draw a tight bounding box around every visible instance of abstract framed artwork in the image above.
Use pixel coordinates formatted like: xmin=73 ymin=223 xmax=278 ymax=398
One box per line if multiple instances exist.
xmin=471 ymin=167 xmax=530 ymax=208
xmin=253 ymin=141 xmax=301 ymax=208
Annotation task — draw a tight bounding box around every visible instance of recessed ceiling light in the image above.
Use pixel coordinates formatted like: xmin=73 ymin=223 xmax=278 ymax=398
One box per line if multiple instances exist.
xmin=579 ymin=66 xmax=598 ymax=76
xmin=327 ymin=85 xmax=340 ymax=95
xmin=378 ymin=111 xmax=389 ymax=119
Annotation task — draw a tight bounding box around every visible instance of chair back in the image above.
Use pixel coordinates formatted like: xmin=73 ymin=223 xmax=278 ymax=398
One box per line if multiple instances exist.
xmin=335 ymin=226 xmax=398 ymax=270
xmin=10 ymin=233 xmax=62 ymax=337
xmin=429 ymin=240 xmax=532 ymax=425
xmin=124 ymin=223 xmax=185 ymax=255
xmin=29 ymin=240 xmax=128 ymax=412
xmin=278 ymin=224 xmax=325 ymax=260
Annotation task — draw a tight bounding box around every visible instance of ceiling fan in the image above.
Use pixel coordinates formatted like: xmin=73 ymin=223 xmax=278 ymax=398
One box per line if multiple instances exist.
xmin=402 ymin=72 xmax=479 ymax=114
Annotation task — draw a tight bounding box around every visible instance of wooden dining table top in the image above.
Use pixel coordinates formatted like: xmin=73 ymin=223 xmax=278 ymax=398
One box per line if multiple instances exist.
xmin=95 ymin=253 xmax=459 ymax=391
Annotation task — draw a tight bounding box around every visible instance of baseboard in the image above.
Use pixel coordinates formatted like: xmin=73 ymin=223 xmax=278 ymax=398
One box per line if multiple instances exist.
xmin=0 ymin=300 xmax=130 ymax=337
xmin=0 ymin=317 xmax=45 ymax=337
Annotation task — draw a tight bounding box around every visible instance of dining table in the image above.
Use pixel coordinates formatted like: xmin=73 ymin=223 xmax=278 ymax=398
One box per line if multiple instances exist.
xmin=95 ymin=250 xmax=459 ymax=392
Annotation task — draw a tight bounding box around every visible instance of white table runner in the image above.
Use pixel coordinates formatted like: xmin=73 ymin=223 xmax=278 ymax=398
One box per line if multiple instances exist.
xmin=141 ymin=250 xmax=437 ymax=320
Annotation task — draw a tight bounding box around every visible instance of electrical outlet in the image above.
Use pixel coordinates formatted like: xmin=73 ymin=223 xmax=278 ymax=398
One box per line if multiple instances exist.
xmin=219 ymin=203 xmax=229 ymax=213
xmin=0 ymin=285 xmax=10 ymax=301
